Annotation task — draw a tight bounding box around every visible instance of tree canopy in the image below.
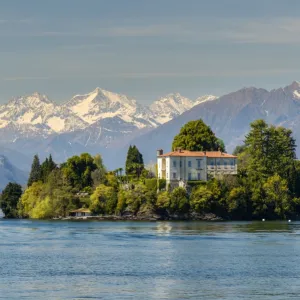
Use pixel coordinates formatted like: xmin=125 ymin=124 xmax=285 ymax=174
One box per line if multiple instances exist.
xmin=0 ymin=182 xmax=22 ymax=218
xmin=172 ymin=120 xmax=225 ymax=152
xmin=63 ymin=153 xmax=97 ymax=189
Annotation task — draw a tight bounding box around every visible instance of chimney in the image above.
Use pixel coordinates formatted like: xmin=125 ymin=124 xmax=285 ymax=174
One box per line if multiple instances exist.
xmin=157 ymin=149 xmax=163 ymax=156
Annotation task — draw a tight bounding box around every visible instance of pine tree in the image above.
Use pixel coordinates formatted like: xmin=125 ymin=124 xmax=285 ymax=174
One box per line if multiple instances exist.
xmin=27 ymin=155 xmax=42 ymax=187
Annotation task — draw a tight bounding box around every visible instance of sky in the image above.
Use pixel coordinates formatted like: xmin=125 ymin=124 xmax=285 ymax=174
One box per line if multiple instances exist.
xmin=1 ymin=0 xmax=300 ymax=104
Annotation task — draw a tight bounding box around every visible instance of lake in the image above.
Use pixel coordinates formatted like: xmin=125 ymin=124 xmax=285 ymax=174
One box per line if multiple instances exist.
xmin=1 ymin=220 xmax=300 ymax=299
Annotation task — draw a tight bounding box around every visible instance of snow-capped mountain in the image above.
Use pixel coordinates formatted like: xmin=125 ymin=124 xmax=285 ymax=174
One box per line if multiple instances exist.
xmin=65 ymin=88 xmax=159 ymax=129
xmin=194 ymin=95 xmax=218 ymax=106
xmin=0 ymin=86 xmax=219 ymax=168
xmin=0 ymin=92 xmax=87 ymax=135
xmin=150 ymin=93 xmax=195 ymax=124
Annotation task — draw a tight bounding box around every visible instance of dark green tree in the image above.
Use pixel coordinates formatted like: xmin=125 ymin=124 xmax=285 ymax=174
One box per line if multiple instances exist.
xmin=125 ymin=145 xmax=144 ymax=176
xmin=41 ymin=155 xmax=57 ymax=183
xmin=27 ymin=154 xmax=42 ymax=187
xmin=0 ymin=182 xmax=22 ymax=218
xmin=172 ymin=120 xmax=225 ymax=152
xmin=63 ymin=153 xmax=97 ymax=189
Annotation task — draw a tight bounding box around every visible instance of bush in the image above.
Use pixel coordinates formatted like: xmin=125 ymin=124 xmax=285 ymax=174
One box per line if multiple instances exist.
xmin=187 ymin=181 xmax=206 ymax=189
xmin=145 ymin=178 xmax=157 ymax=192
xmin=169 ymin=187 xmax=189 ymax=214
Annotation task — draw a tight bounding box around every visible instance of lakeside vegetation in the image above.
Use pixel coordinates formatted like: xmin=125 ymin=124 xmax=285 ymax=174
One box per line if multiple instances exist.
xmin=1 ymin=119 xmax=300 ymax=220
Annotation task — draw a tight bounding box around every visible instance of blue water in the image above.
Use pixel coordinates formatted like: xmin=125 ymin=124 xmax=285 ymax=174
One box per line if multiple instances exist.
xmin=1 ymin=220 xmax=300 ymax=299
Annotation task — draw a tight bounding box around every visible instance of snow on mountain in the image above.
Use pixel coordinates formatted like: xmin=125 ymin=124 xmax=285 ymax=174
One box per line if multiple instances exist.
xmin=0 ymin=92 xmax=87 ymax=134
xmin=194 ymin=95 xmax=218 ymax=106
xmin=150 ymin=93 xmax=195 ymax=124
xmin=65 ymin=88 xmax=158 ymax=129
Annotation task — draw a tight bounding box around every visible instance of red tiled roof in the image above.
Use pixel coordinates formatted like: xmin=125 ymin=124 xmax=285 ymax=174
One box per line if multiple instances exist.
xmin=158 ymin=150 xmax=237 ymax=158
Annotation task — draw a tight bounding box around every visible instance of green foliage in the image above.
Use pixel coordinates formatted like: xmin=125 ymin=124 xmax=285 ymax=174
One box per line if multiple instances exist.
xmin=158 ymin=179 xmax=166 ymax=190
xmin=262 ymin=174 xmax=291 ymax=219
xmin=245 ymin=120 xmax=296 ymax=182
xmin=169 ymin=187 xmax=189 ymax=214
xmin=156 ymin=191 xmax=171 ymax=209
xmin=125 ymin=145 xmax=144 ymax=177
xmin=116 ymin=190 xmax=128 ymax=214
xmin=233 ymin=144 xmax=247 ymax=156
xmin=27 ymin=155 xmax=42 ymax=187
xmin=0 ymin=182 xmax=22 ymax=218
xmin=125 ymin=184 xmax=147 ymax=213
xmin=41 ymin=155 xmax=56 ymax=183
xmin=90 ymin=184 xmax=117 ymax=215
xmin=63 ymin=153 xmax=97 ymax=189
xmin=187 ymin=181 xmax=207 ymax=189
xmin=19 ymin=169 xmax=79 ymax=219
xmin=172 ymin=120 xmax=225 ymax=152
xmin=226 ymin=186 xmax=250 ymax=219
xmin=145 ymin=178 xmax=157 ymax=192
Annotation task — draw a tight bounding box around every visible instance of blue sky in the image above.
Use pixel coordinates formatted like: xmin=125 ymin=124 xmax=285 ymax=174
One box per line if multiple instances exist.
xmin=1 ymin=0 xmax=300 ymax=104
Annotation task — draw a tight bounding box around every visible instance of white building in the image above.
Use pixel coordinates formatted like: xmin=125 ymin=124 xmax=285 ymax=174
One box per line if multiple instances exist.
xmin=157 ymin=149 xmax=237 ymax=186
xmin=69 ymin=208 xmax=92 ymax=217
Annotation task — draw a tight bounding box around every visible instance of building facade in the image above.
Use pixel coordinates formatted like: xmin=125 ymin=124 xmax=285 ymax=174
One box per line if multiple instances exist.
xmin=157 ymin=149 xmax=237 ymax=186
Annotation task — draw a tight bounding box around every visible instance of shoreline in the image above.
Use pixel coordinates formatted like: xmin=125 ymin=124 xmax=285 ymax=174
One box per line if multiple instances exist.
xmin=52 ymin=213 xmax=224 ymax=222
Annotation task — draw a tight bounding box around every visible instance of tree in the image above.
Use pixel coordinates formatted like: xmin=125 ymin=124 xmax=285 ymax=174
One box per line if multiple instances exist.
xmin=169 ymin=187 xmax=189 ymax=214
xmin=41 ymin=155 xmax=57 ymax=183
xmin=263 ymin=174 xmax=291 ymax=219
xmin=27 ymin=155 xmax=42 ymax=187
xmin=90 ymin=184 xmax=117 ymax=215
xmin=233 ymin=144 xmax=247 ymax=156
xmin=226 ymin=186 xmax=250 ymax=219
xmin=245 ymin=120 xmax=296 ymax=181
xmin=125 ymin=145 xmax=144 ymax=176
xmin=63 ymin=153 xmax=97 ymax=189
xmin=0 ymin=183 xmax=22 ymax=218
xmin=172 ymin=120 xmax=225 ymax=152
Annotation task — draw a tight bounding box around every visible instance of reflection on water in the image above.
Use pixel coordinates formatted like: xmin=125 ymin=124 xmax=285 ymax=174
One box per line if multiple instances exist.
xmin=1 ymin=220 xmax=300 ymax=299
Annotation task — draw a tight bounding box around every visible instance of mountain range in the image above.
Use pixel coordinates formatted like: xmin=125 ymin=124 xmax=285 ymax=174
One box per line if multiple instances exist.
xmin=1 ymin=81 xmax=300 ymax=179
xmin=0 ymin=89 xmax=216 ymax=170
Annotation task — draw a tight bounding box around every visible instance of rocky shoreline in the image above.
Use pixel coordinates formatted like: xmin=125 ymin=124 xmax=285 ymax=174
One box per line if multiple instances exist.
xmin=54 ymin=212 xmax=223 ymax=222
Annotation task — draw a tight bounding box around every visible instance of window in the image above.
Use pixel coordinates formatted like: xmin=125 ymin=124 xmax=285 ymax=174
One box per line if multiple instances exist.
xmin=210 ymin=159 xmax=214 ymax=166
xmin=197 ymin=173 xmax=201 ymax=180
xmin=173 ymin=161 xmax=176 ymax=168
xmin=197 ymin=160 xmax=201 ymax=169
xmin=180 ymin=161 xmax=182 ymax=168
xmin=188 ymin=161 xmax=192 ymax=168
xmin=173 ymin=172 xmax=176 ymax=179
xmin=231 ymin=159 xmax=235 ymax=166
xmin=188 ymin=173 xmax=192 ymax=180
xmin=224 ymin=159 xmax=227 ymax=168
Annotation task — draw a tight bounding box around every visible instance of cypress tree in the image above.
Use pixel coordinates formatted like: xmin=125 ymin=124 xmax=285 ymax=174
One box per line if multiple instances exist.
xmin=125 ymin=145 xmax=144 ymax=176
xmin=27 ymin=155 xmax=42 ymax=187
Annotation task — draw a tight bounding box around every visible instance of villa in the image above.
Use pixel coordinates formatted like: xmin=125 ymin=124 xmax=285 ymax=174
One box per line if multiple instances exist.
xmin=157 ymin=149 xmax=237 ymax=187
